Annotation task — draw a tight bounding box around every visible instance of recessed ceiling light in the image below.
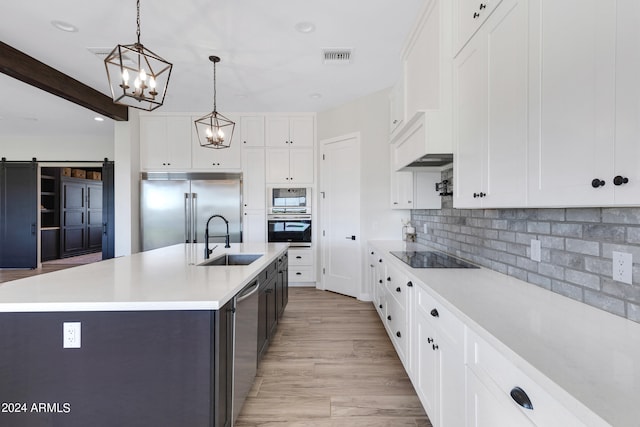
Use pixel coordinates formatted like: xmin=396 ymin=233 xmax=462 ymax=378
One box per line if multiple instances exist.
xmin=94 ymin=117 xmax=104 ymax=122
xmin=51 ymin=20 xmax=78 ymax=33
xmin=295 ymin=22 xmax=316 ymax=34
xmin=309 ymin=93 xmax=322 ymax=99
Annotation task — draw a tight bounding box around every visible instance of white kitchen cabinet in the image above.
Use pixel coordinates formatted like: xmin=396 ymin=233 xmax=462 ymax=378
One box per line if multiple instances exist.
xmin=453 ymin=0 xmax=504 ymax=55
xmin=265 ymin=148 xmax=313 ymax=184
xmin=241 ymin=148 xmax=266 ymax=210
xmin=528 ymin=0 xmax=640 ymax=207
xmin=240 ymin=116 xmax=265 ymax=147
xmin=266 ymin=116 xmax=314 ymax=148
xmin=140 ymin=115 xmax=192 ymax=170
xmin=412 ymin=284 xmax=465 ymax=427
xmin=383 ymin=263 xmax=412 ymax=370
xmin=191 ymin=113 xmax=241 ymax=170
xmin=242 ymin=210 xmax=265 ymax=243
xmin=288 ymin=247 xmax=315 ymax=283
xmin=391 ymin=169 xmax=441 ymax=210
xmin=453 ymin=0 xmax=528 ymax=208
xmin=370 ymin=248 xmax=387 ymax=317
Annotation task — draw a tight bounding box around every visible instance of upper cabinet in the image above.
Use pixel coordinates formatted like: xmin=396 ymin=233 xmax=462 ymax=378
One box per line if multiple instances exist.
xmin=266 ymin=116 xmax=314 ymax=148
xmin=389 ymin=78 xmax=405 ymax=138
xmin=392 ymin=0 xmax=453 ymax=170
xmin=240 ymin=116 xmax=265 ymax=147
xmin=453 ymin=0 xmax=528 ymax=208
xmin=528 ymin=0 xmax=640 ymax=207
xmin=140 ymin=116 xmax=192 ymax=170
xmin=453 ymin=0 xmax=504 ymax=54
xmin=191 ymin=113 xmax=242 ymax=170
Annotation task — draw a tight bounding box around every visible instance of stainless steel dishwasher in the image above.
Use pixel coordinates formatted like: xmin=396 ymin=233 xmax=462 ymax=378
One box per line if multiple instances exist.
xmin=233 ymin=279 xmax=259 ymax=424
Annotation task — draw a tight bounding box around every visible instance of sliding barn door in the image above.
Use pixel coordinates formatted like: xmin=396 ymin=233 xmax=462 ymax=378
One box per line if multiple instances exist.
xmin=0 ymin=162 xmax=38 ymax=268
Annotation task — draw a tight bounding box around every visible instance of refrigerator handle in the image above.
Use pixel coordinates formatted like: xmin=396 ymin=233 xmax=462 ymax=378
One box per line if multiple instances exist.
xmin=192 ymin=193 xmax=198 ymax=243
xmin=184 ymin=193 xmax=190 ymax=243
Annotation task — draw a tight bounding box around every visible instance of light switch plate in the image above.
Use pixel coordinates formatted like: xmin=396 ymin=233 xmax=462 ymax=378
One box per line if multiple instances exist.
xmin=613 ymin=251 xmax=632 ymax=284
xmin=63 ymin=322 xmax=81 ymax=349
xmin=530 ymin=239 xmax=541 ymax=262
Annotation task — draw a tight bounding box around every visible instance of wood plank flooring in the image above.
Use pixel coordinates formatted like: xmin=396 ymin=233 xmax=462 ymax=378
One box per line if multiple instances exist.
xmin=236 ymin=287 xmax=432 ymax=426
xmin=0 ymin=253 xmax=101 ymax=285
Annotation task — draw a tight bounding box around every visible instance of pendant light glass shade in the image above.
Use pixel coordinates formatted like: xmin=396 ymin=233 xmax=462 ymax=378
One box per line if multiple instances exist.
xmin=104 ymin=0 xmax=172 ymax=111
xmin=194 ymin=56 xmax=235 ymax=149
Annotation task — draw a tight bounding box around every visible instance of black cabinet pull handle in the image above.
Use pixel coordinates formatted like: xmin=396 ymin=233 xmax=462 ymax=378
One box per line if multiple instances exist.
xmin=396 ymin=331 xmax=401 ymax=338
xmin=613 ymin=175 xmax=629 ymax=186
xmin=407 ymin=281 xmax=413 ymax=287
xmin=379 ymin=279 xmax=383 ymax=284
xmin=296 ymin=272 xmax=302 ymax=275
xmin=591 ymin=179 xmax=605 ymax=188
xmin=479 ymin=3 xmax=486 ymax=9
xmin=432 ymin=343 xmax=439 ymax=350
xmin=510 ymin=387 xmax=534 ymax=410
xmin=387 ymin=315 xmax=392 ymax=321
xmin=430 ymin=308 xmax=439 ymax=317
xmin=427 ymin=337 xmax=433 ymax=343
xmin=379 ymin=259 xmax=383 ymax=263
xmin=296 ymin=256 xmax=302 ymax=259
xmin=387 ymin=277 xmax=391 ymax=282
xmin=473 ymin=11 xmax=480 ymax=18
xmin=396 ymin=287 xmax=401 ymax=293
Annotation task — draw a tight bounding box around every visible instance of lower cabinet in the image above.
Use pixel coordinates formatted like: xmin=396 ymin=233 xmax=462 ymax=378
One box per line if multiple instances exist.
xmin=276 ymin=252 xmax=289 ymax=317
xmin=214 ymin=298 xmax=234 ymax=427
xmin=258 ymin=251 xmax=289 ymax=363
xmin=288 ymin=247 xmax=315 ymax=283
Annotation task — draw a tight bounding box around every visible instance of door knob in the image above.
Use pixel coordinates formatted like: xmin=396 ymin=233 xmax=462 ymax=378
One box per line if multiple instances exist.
xmin=613 ymin=176 xmax=629 ymax=186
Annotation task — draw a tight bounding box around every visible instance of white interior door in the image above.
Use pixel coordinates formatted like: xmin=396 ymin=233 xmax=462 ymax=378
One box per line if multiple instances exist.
xmin=320 ymin=133 xmax=361 ymax=298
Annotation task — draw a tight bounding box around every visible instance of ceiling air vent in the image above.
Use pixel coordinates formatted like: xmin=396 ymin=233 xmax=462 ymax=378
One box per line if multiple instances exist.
xmin=322 ymin=48 xmax=353 ymax=64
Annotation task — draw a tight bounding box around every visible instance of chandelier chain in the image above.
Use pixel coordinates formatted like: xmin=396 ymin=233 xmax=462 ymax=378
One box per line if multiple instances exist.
xmin=212 ymin=60 xmax=217 ymax=112
xmin=136 ymin=0 xmax=141 ymax=45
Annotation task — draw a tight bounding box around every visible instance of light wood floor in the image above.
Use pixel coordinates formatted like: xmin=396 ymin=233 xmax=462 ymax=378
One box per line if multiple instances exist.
xmin=236 ymin=287 xmax=432 ymax=427
xmin=0 ymin=253 xmax=99 ymax=285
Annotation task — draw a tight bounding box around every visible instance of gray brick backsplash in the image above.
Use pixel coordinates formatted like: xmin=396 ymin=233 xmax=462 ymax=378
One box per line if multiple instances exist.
xmin=411 ymin=168 xmax=640 ymax=324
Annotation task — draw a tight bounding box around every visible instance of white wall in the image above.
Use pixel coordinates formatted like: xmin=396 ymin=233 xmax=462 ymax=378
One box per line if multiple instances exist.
xmin=0 ymin=133 xmax=113 ymax=161
xmin=317 ymin=88 xmax=410 ymax=298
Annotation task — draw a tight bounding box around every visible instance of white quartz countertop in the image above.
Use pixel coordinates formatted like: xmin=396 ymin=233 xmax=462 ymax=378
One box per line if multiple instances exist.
xmin=0 ymin=243 xmax=289 ymax=312
xmin=369 ymin=240 xmax=640 ymax=427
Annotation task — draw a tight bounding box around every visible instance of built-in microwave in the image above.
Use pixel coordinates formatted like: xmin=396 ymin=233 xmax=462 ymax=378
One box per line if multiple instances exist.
xmin=268 ymin=187 xmax=311 ymax=215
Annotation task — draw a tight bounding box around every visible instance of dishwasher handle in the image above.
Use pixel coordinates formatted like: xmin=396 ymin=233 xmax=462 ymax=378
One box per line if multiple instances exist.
xmin=237 ymin=280 xmax=259 ymax=303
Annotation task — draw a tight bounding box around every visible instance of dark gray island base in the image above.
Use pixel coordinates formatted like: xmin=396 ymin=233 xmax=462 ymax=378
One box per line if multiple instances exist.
xmin=0 ymin=248 xmax=289 ymax=427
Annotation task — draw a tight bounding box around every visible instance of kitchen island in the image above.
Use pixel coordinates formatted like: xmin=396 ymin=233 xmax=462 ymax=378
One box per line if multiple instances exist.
xmin=0 ymin=243 xmax=289 ymax=427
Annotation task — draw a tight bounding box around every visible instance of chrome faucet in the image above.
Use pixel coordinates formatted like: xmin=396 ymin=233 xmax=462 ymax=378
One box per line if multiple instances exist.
xmin=204 ymin=214 xmax=231 ymax=259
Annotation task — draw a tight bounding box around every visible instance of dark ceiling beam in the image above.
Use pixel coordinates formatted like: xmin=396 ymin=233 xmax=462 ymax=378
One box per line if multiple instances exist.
xmin=0 ymin=42 xmax=128 ymax=121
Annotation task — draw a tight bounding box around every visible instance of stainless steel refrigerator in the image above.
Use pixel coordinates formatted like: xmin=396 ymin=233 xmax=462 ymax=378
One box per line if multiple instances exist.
xmin=140 ymin=172 xmax=242 ymax=251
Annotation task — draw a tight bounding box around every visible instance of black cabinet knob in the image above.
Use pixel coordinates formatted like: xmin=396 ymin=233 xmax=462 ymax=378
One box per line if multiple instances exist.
xmin=591 ymin=179 xmax=605 ymax=188
xmin=396 ymin=287 xmax=401 ymax=293
xmin=407 ymin=281 xmax=413 ymax=287
xmin=613 ymin=175 xmax=629 ymax=186
xmin=427 ymin=337 xmax=433 ymax=343
xmin=432 ymin=344 xmax=439 ymax=351
xmin=379 ymin=304 xmax=383 ymax=309
xmin=370 ymin=251 xmax=374 ymax=255
xmin=387 ymin=315 xmax=392 ymax=321
xmin=430 ymin=308 xmax=439 ymax=318
xmin=396 ymin=331 xmax=401 ymax=338
xmin=387 ymin=277 xmax=391 ymax=282
xmin=510 ymin=387 xmax=533 ymax=410
xmin=379 ymin=279 xmax=383 ymax=284
xmin=379 ymin=259 xmax=383 ymax=263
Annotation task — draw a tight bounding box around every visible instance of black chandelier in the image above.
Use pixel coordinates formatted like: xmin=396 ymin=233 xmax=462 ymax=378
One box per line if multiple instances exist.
xmin=194 ymin=56 xmax=235 ymax=149
xmin=104 ymin=0 xmax=172 ymax=111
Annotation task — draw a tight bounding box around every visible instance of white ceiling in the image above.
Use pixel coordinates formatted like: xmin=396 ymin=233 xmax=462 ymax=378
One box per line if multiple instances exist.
xmin=0 ymin=0 xmax=423 ymax=139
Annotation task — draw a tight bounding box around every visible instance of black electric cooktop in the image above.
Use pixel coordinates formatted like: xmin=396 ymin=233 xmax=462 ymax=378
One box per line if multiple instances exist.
xmin=391 ymin=251 xmax=479 ymax=269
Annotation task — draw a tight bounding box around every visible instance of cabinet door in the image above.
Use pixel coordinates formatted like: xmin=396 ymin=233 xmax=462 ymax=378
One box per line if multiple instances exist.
xmin=140 ymin=116 xmax=168 ymax=169
xmin=289 ymin=149 xmax=314 ymax=184
xmin=391 ymin=171 xmax=414 ymax=209
xmin=242 ymin=210 xmax=265 ymax=243
xmin=389 ymin=79 xmax=405 ymax=135
xmin=266 ymin=116 xmax=291 ymax=147
xmin=242 ymin=148 xmax=266 ymax=210
xmin=528 ymin=0 xmax=616 ymax=206
xmin=240 ymin=116 xmax=265 ymax=147
xmin=191 ymin=114 xmax=241 ymax=170
xmin=453 ymin=32 xmax=487 ymax=208
xmin=289 ymin=116 xmax=314 ymax=147
xmin=165 ymin=116 xmax=192 ymax=170
xmin=214 ymin=299 xmax=234 ymax=427
xmin=466 ymin=368 xmax=534 ymax=427
xmin=414 ymin=310 xmax=439 ymax=423
xmin=265 ymin=149 xmax=291 ymax=183
xmin=87 ymin=183 xmax=103 ymax=251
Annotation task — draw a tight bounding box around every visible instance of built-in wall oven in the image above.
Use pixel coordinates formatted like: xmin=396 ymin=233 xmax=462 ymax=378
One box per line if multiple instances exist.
xmin=267 ymin=187 xmax=312 ymax=247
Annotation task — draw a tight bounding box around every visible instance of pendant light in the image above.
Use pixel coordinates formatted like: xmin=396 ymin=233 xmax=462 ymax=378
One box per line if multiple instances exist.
xmin=194 ymin=56 xmax=235 ymax=149
xmin=104 ymin=0 xmax=172 ymax=111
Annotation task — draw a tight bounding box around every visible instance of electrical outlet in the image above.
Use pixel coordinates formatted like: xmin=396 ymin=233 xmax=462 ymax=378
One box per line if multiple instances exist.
xmin=530 ymin=239 xmax=541 ymax=262
xmin=612 ymin=251 xmax=632 ymax=284
xmin=63 ymin=322 xmax=81 ymax=349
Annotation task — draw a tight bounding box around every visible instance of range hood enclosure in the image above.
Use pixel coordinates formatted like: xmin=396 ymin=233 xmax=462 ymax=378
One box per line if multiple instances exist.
xmin=391 ymin=111 xmax=453 ymax=171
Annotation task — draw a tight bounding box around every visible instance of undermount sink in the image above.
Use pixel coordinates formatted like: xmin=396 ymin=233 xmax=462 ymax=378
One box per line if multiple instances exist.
xmin=199 ymin=253 xmax=263 ymax=266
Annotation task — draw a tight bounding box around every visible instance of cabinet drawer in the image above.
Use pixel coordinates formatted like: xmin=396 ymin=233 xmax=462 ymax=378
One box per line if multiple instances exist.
xmin=288 ymin=265 xmax=314 ymax=282
xmin=385 ymin=295 xmax=408 ymax=363
xmin=288 ymin=248 xmax=313 ymax=266
xmin=466 ymin=328 xmax=592 ymax=426
xmin=385 ymin=264 xmax=408 ymax=309
xmin=416 ymin=284 xmax=464 ymax=345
